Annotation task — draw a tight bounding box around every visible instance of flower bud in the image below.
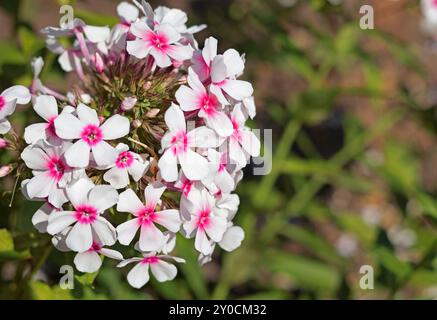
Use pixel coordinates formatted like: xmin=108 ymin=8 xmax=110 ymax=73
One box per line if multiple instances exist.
xmin=132 ymin=119 xmax=142 ymax=128
xmin=0 ymin=139 xmax=8 ymax=149
xmin=0 ymin=165 xmax=13 ymax=178
xmin=120 ymin=96 xmax=138 ymax=111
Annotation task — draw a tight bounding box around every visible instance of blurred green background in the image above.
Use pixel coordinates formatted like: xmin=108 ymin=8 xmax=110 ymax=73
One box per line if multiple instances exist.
xmin=2 ymin=0 xmax=437 ymax=300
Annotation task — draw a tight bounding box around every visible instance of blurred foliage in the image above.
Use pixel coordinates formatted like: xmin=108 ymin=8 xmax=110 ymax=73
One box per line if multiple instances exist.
xmin=2 ymin=0 xmax=437 ymax=300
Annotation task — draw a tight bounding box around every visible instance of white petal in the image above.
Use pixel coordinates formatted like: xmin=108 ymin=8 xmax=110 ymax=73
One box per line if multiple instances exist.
xmin=47 ymin=211 xmax=76 ymax=235
xmin=241 ymin=130 xmax=261 ymax=157
xmin=92 ymin=141 xmax=118 ymax=167
xmin=76 ymin=104 xmax=99 ymax=126
xmin=117 ymin=189 xmax=143 ymax=214
xmin=211 ymin=56 xmax=227 ymax=84
xmin=33 ymin=95 xmax=58 ymax=121
xmin=205 ymin=112 xmax=233 ymax=137
xmin=187 ymin=126 xmax=221 ymax=148
xmin=179 ymin=149 xmax=209 ymax=181
xmin=54 ymin=113 xmax=84 ymax=139
xmin=215 ymin=170 xmax=235 ymax=193
xmin=158 ymin=149 xmax=179 ymax=182
xmin=195 ymin=229 xmax=212 ymax=255
xmin=130 ymin=20 xmax=152 ymax=38
xmin=93 ymin=217 xmax=117 ymax=246
xmin=116 ymin=257 xmax=142 ymax=268
xmin=74 ymin=251 xmax=102 ymax=273
xmin=21 ymin=146 xmax=49 ymax=170
xmin=166 ymin=44 xmax=193 ymax=62
xmin=0 ymin=120 xmax=11 ymax=134
xmin=24 ymin=123 xmax=49 ymax=145
xmin=66 ymin=178 xmax=95 ymax=209
xmin=150 ymin=260 xmax=177 ymax=282
xmin=126 ymin=39 xmax=151 ymax=59
xmin=116 ymin=218 xmax=140 ymax=245
xmin=223 ymin=48 xmax=245 ymax=77
xmin=103 ymin=167 xmax=129 ymax=189
xmin=66 ymin=222 xmax=93 ymax=253
xmin=219 ymin=226 xmax=245 ymax=252
xmin=165 ymin=103 xmax=186 ymax=133
xmin=127 ymin=262 xmax=150 ymax=289
xmin=150 ymin=48 xmax=172 ymax=68
xmin=221 ymin=80 xmax=253 ymax=101
xmin=155 ymin=209 xmax=181 ymax=232
xmin=88 ymin=185 xmax=119 ymax=212
xmin=32 ymin=203 xmax=54 ymax=233
xmin=48 ymin=187 xmax=68 ymax=209
xmin=100 ymin=248 xmax=124 ymax=260
xmin=26 ymin=173 xmax=55 ymax=199
xmin=139 ymin=223 xmax=165 ymax=252
xmin=127 ymin=159 xmax=149 ymax=181
xmin=83 ymin=26 xmax=110 ymax=43
xmin=100 ymin=115 xmax=130 ymax=140
xmin=65 ymin=140 xmax=91 ymax=168
xmin=204 ymin=215 xmax=227 ymax=242
xmin=156 ymin=23 xmax=180 ymax=44
xmin=229 ymin=138 xmax=247 ymax=167
xmin=202 ymin=37 xmax=218 ymax=64
xmin=144 ymin=183 xmax=166 ymax=208
xmin=175 ymin=86 xmax=200 ymax=112
xmin=2 ymin=85 xmax=31 ymax=104
xmin=117 ymin=2 xmax=139 ymax=21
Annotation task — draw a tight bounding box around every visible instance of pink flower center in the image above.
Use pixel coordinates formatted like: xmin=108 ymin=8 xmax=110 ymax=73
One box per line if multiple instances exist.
xmin=137 ymin=206 xmax=157 ymax=226
xmin=89 ymin=242 xmax=102 ymax=252
xmin=433 ymin=0 xmax=437 ymax=7
xmin=46 ymin=156 xmax=66 ymax=182
xmin=171 ymin=131 xmax=188 ymax=155
xmin=0 ymin=96 xmax=5 ymax=111
xmin=81 ymin=124 xmax=103 ymax=146
xmin=141 ymin=256 xmax=159 ymax=265
xmin=75 ymin=205 xmax=98 ymax=224
xmin=199 ymin=93 xmax=219 ymax=116
xmin=146 ymin=32 xmax=169 ymax=51
xmin=46 ymin=116 xmax=57 ymax=138
xmin=180 ymin=179 xmax=193 ymax=197
xmin=115 ymin=151 xmax=134 ymax=168
xmin=196 ymin=209 xmax=211 ymax=230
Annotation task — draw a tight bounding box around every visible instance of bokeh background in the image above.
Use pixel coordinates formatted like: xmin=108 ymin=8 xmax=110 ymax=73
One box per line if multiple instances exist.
xmin=2 ymin=0 xmax=437 ymax=300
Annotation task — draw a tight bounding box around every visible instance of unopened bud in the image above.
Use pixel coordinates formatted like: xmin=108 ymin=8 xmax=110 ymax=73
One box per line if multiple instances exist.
xmin=120 ymin=96 xmax=137 ymax=111
xmin=93 ymin=52 xmax=105 ymax=73
xmin=0 ymin=165 xmax=13 ymax=178
xmin=132 ymin=119 xmax=142 ymax=128
xmin=0 ymin=139 xmax=8 ymax=149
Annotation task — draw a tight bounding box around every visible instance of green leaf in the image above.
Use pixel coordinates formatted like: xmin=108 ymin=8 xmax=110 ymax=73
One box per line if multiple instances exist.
xmin=30 ymin=281 xmax=73 ymax=300
xmin=18 ymin=27 xmax=45 ymax=58
xmin=0 ymin=229 xmax=14 ymax=251
xmin=0 ymin=229 xmax=31 ymax=261
xmin=374 ymin=247 xmax=412 ymax=279
xmin=75 ymin=270 xmax=100 ymax=287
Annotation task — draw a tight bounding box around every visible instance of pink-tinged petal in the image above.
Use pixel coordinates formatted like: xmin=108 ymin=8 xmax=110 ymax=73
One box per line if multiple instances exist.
xmin=93 ymin=217 xmax=117 ymax=246
xmin=158 ymin=149 xmax=179 ymax=182
xmin=54 ymin=113 xmax=84 ymax=140
xmin=116 ymin=257 xmax=142 ymax=268
xmin=130 ymin=20 xmax=152 ymax=38
xmin=182 ymin=216 xmax=198 ymax=237
xmin=26 ymin=173 xmax=55 ymax=199
xmin=205 ymin=112 xmax=233 ymax=137
xmin=91 ymin=141 xmax=118 ymax=167
xmin=175 ymin=86 xmax=200 ymax=112
xmin=223 ymin=48 xmax=245 ymax=77
xmin=117 ymin=189 xmax=143 ymax=214
xmin=219 ymin=226 xmax=245 ymax=252
xmin=76 ymin=104 xmax=99 ymax=126
xmin=195 ymin=229 xmax=212 ymax=255
xmin=187 ymin=67 xmax=206 ymax=94
xmin=241 ymin=130 xmax=261 ymax=157
xmin=179 ymin=149 xmax=209 ymax=181
xmin=221 ymin=80 xmax=253 ymax=101
xmin=47 ymin=211 xmax=76 ymax=235
xmin=144 ymin=183 xmax=166 ymax=208
xmin=65 ymin=140 xmax=91 ymax=168
xmin=166 ymin=44 xmax=193 ymax=62
xmin=58 ymin=51 xmax=74 ymax=72
xmin=2 ymin=85 xmax=31 ymax=104
xmin=202 ymin=37 xmax=218 ymax=64
xmin=0 ymin=100 xmax=16 ymax=120
xmin=229 ymin=138 xmax=247 ymax=167
xmin=24 ymin=123 xmax=49 ymax=145
xmin=127 ymin=39 xmax=152 ymax=59
xmin=139 ymin=223 xmax=166 ymax=251
xmin=48 ymin=187 xmax=68 ymax=209
xmin=83 ymin=26 xmax=110 ymax=43
xmin=215 ymin=170 xmax=235 ymax=193
xmin=117 ymin=2 xmax=139 ymax=21
xmin=192 ymin=51 xmax=210 ymax=82
xmin=150 ymin=260 xmax=177 ymax=282
xmin=0 ymin=120 xmax=11 ymax=134
xmin=21 ymin=146 xmax=49 ymax=170
xmin=209 ymin=84 xmax=230 ymax=106
xmin=155 ymin=209 xmax=181 ymax=233
xmin=89 ymin=185 xmax=119 ymax=212
xmin=187 ymin=126 xmax=221 ymax=148
xmin=103 ymin=167 xmax=129 ymax=189
xmin=210 ymin=56 xmax=227 ymax=84
xmin=127 ymin=262 xmax=150 ymax=289
xmin=100 ymin=248 xmax=123 ymax=260
xmin=33 ymin=95 xmax=58 ymax=121
xmin=74 ymin=251 xmax=102 ymax=273
xmin=231 ymin=103 xmax=247 ymax=126
xmin=32 ymin=203 xmax=54 ymax=233
xmin=116 ymin=218 xmax=140 ymax=245
xmin=165 ymin=103 xmax=186 ymax=133
xmin=100 ymin=115 xmax=130 ymax=140
xmin=66 ymin=222 xmax=93 ymax=253
xmin=156 ymin=23 xmax=181 ymax=44
xmin=150 ymin=48 xmax=172 ymax=68
xmin=127 ymin=159 xmax=149 ymax=181
xmin=66 ymin=178 xmax=94 ymax=209
xmin=204 ymin=215 xmax=227 ymax=242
